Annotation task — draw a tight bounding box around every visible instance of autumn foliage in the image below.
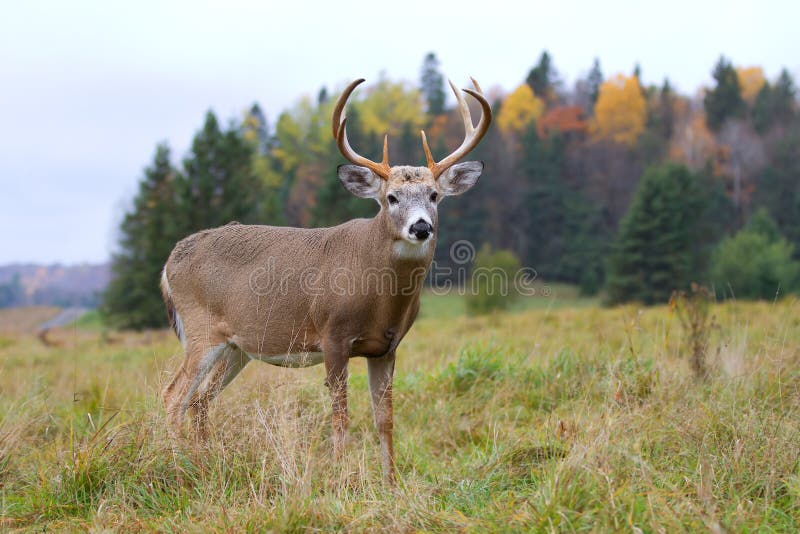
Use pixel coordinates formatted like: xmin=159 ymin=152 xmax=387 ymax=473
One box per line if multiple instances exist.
xmin=537 ymin=106 xmax=588 ymax=138
xmin=591 ymin=74 xmax=647 ymax=146
xmin=497 ymin=84 xmax=544 ymax=135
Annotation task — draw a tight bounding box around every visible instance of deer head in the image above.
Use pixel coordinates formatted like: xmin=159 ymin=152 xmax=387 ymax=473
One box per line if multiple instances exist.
xmin=332 ymin=77 xmax=492 ymax=249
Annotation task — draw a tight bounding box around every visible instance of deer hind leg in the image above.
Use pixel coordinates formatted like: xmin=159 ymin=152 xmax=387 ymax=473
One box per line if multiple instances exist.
xmin=188 ymin=344 xmax=249 ymax=439
xmin=163 ymin=339 xmax=229 ymax=439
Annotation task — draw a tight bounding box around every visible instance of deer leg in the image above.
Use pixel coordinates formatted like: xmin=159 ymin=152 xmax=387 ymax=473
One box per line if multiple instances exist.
xmin=163 ymin=341 xmax=226 ymax=438
xmin=368 ymin=351 xmax=396 ymax=485
xmin=189 ymin=345 xmax=249 ymax=439
xmin=323 ymin=339 xmax=349 ymax=458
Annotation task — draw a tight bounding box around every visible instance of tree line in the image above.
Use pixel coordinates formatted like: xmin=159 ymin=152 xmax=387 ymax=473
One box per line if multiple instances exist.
xmin=104 ymin=51 xmax=800 ymax=328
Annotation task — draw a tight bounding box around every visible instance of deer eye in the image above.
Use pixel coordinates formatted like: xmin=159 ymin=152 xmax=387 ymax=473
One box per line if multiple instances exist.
xmin=430 ymin=191 xmax=438 ymax=202
xmin=387 ymin=194 xmax=399 ymax=205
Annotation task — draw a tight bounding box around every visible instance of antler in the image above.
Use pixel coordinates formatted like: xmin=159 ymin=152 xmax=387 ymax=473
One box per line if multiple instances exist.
xmin=421 ymin=77 xmax=492 ymax=179
xmin=332 ymin=78 xmax=391 ymax=180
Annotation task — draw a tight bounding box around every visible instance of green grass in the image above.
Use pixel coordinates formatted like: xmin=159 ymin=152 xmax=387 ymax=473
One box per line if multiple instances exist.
xmin=68 ymin=309 xmax=104 ymax=331
xmin=419 ymin=283 xmax=599 ymax=319
xmin=2 ymin=296 xmax=800 ymax=531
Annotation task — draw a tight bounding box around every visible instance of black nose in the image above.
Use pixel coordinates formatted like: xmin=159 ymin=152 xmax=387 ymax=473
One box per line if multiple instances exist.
xmin=410 ymin=219 xmax=433 ymax=240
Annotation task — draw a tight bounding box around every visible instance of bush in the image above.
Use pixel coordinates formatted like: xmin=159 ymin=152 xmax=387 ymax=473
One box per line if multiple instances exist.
xmin=710 ymin=230 xmax=799 ymax=300
xmin=466 ymin=245 xmax=521 ymax=315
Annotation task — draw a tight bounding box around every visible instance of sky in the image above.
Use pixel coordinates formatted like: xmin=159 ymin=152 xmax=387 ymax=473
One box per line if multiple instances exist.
xmin=1 ymin=0 xmax=797 ymax=265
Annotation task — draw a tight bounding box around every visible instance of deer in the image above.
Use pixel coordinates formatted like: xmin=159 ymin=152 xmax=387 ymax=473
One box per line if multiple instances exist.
xmin=160 ymin=76 xmax=491 ymax=484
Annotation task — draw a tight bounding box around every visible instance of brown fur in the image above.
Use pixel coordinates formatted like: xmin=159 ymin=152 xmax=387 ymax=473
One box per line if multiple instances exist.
xmin=162 ymin=208 xmax=431 ymax=483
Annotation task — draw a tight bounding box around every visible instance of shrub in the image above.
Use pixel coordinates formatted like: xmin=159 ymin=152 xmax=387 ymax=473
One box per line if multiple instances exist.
xmin=710 ymin=230 xmax=799 ymax=299
xmin=672 ymin=283 xmax=715 ymax=378
xmin=466 ymin=245 xmax=521 ymax=316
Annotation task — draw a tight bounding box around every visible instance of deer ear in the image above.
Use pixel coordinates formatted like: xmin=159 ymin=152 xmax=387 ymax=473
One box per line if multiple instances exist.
xmin=337 ymin=165 xmax=383 ymax=199
xmin=439 ymin=161 xmax=483 ymax=197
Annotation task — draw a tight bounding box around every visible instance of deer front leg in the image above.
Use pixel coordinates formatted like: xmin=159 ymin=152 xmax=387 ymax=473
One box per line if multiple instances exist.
xmin=323 ymin=339 xmax=349 ymax=459
xmin=368 ymin=351 xmax=396 ymax=485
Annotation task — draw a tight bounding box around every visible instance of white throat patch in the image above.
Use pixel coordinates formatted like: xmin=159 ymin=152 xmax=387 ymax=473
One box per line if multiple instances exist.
xmin=392 ymin=238 xmax=432 ymax=259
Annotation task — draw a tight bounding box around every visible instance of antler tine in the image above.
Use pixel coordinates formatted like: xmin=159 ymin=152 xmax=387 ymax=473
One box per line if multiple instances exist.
xmin=332 ymin=78 xmax=364 ymax=138
xmin=424 ymin=77 xmax=493 ymax=179
xmin=448 ymin=78 xmax=475 ymax=136
xmin=332 ymin=78 xmax=391 ymax=179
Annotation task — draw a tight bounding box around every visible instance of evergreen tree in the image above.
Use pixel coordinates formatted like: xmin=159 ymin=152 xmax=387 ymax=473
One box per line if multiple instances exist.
xmin=753 ymin=69 xmax=796 ymax=133
xmin=178 ymin=111 xmax=263 ymax=232
xmin=754 ymin=123 xmax=800 ymax=250
xmin=317 ymin=86 xmax=329 ymax=106
xmin=242 ymin=104 xmax=286 ymax=226
xmin=587 ymin=58 xmax=604 ymax=107
xmin=420 ymin=52 xmax=446 ymax=116
xmin=526 ymin=51 xmax=559 ymax=100
xmin=605 ymin=164 xmax=701 ymax=304
xmin=519 ymin=126 xmax=607 ymax=290
xmin=704 ymin=56 xmax=745 ymax=132
xmin=658 ymin=79 xmax=675 ymax=140
xmin=103 ymin=144 xmax=182 ymax=329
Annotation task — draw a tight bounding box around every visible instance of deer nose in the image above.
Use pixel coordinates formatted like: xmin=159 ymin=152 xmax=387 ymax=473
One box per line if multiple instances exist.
xmin=409 ymin=219 xmax=433 ymax=240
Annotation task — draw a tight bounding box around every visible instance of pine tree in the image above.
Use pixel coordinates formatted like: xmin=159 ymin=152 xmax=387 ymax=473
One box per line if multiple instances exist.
xmin=519 ymin=126 xmax=607 ymax=290
xmin=753 ymin=69 xmax=796 ymax=133
xmin=526 ymin=51 xmax=559 ymax=100
xmin=606 ymin=164 xmax=701 ymax=304
xmin=420 ymin=52 xmax=446 ymax=116
xmin=754 ymin=123 xmax=800 ymax=250
xmin=658 ymin=79 xmax=675 ymax=140
xmin=242 ymin=104 xmax=286 ymax=226
xmin=178 ymin=111 xmax=263 ymax=232
xmin=587 ymin=58 xmax=603 ymax=107
xmin=704 ymin=56 xmax=745 ymax=132
xmin=103 ymin=144 xmax=182 ymax=329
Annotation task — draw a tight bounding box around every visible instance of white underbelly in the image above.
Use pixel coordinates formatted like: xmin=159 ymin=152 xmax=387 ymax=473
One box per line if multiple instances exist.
xmin=245 ymin=351 xmax=324 ymax=368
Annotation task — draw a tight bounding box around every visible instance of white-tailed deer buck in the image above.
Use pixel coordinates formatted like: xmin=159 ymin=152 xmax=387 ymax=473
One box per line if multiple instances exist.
xmin=161 ymin=77 xmax=491 ymax=483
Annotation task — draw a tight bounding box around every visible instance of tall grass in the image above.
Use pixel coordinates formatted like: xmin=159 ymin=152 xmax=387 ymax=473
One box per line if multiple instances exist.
xmin=2 ymin=298 xmax=800 ymax=530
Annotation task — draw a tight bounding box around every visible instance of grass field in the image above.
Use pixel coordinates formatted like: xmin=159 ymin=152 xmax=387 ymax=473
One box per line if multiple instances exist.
xmin=2 ymin=293 xmax=800 ymax=531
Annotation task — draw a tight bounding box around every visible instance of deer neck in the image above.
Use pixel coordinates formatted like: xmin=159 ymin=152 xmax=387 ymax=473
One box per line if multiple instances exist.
xmin=366 ymin=209 xmax=435 ymax=270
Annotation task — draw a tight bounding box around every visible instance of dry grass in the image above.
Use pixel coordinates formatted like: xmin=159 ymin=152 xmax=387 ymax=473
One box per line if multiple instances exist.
xmin=0 ymin=306 xmax=61 ymax=335
xmin=2 ymin=297 xmax=800 ymax=531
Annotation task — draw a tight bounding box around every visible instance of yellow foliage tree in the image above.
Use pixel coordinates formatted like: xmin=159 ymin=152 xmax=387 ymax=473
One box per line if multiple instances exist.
xmin=497 ymin=84 xmax=544 ymax=134
xmin=354 ymin=77 xmax=426 ymax=138
xmin=591 ymin=74 xmax=646 ymax=146
xmin=736 ymin=66 xmax=766 ymax=104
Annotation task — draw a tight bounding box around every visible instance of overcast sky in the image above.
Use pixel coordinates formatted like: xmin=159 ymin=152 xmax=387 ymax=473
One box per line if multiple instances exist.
xmin=1 ymin=0 xmax=797 ymax=264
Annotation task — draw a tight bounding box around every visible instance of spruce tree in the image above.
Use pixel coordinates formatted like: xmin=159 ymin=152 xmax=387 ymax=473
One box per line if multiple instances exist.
xmin=605 ymin=164 xmax=700 ymax=304
xmin=526 ymin=51 xmax=559 ymax=100
xmin=753 ymin=69 xmax=796 ymax=133
xmin=178 ymin=111 xmax=263 ymax=232
xmin=103 ymin=144 xmax=182 ymax=329
xmin=519 ymin=126 xmax=607 ymax=290
xmin=420 ymin=52 xmax=446 ymax=116
xmin=587 ymin=58 xmax=603 ymax=107
xmin=704 ymin=56 xmax=745 ymax=132
xmin=754 ymin=124 xmax=800 ymax=249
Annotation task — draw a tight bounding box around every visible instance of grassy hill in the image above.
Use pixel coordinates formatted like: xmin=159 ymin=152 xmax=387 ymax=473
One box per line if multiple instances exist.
xmin=2 ymin=295 xmax=800 ymax=531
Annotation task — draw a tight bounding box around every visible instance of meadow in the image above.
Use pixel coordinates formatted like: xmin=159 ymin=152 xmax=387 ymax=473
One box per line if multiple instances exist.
xmin=2 ymin=292 xmax=800 ymax=531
